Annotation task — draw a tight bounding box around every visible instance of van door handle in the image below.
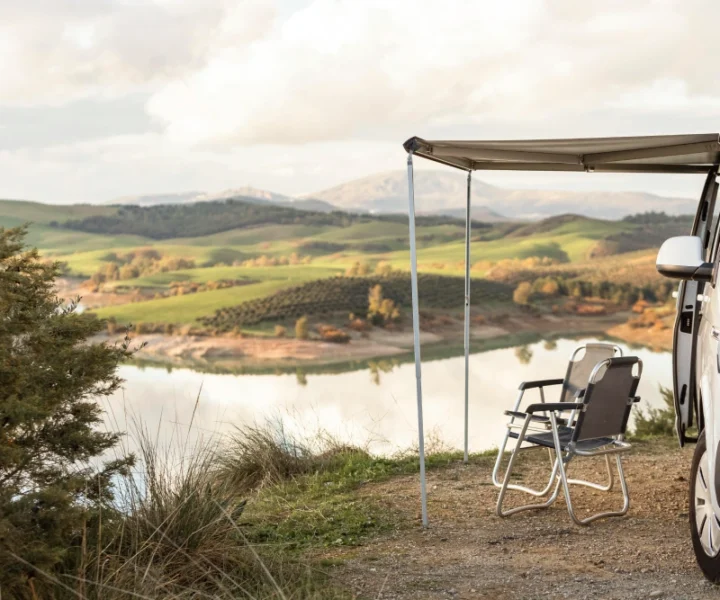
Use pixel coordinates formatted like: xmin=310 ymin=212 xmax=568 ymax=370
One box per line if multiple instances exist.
xmin=713 ymin=327 xmax=720 ymax=341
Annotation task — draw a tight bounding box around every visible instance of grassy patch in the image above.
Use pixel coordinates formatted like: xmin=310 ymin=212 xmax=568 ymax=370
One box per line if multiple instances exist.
xmin=93 ymin=280 xmax=300 ymax=324
xmin=218 ymin=425 xmax=479 ymax=552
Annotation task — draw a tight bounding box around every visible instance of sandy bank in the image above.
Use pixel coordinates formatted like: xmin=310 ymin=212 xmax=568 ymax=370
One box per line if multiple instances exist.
xmin=96 ymin=310 xmax=638 ymax=371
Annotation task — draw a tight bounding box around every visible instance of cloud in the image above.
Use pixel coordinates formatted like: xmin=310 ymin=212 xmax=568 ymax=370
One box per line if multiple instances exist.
xmin=2 ymin=0 xmax=719 ymax=204
xmin=0 ymin=0 xmax=274 ymax=105
xmin=146 ymin=0 xmax=720 ymax=146
xmin=0 ymin=95 xmax=158 ymax=150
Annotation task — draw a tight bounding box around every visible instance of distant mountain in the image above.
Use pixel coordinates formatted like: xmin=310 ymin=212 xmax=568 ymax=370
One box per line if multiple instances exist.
xmin=109 ymin=187 xmax=338 ymax=213
xmin=110 ymin=191 xmax=204 ymax=206
xmin=308 ymin=170 xmax=696 ymax=221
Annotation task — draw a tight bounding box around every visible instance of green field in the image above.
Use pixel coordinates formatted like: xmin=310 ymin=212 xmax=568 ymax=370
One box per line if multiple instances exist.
xmin=0 ymin=197 xmax=683 ymax=327
xmin=93 ymin=280 xmax=301 ymax=324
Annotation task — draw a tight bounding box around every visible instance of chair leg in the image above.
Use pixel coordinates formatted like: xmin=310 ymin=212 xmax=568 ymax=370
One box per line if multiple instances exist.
xmin=494 ymin=439 xmax=560 ymax=497
xmin=492 ymin=390 xmax=524 ymax=488
xmin=566 ymin=454 xmax=614 ymax=492
xmin=496 ymin=417 xmax=562 ymax=517
xmin=559 ymin=452 xmax=630 ymax=526
xmin=492 ymin=391 xmax=560 ymax=496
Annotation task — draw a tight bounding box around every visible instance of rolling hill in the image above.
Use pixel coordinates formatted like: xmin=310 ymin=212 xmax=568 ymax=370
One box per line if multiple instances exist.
xmin=0 ymin=194 xmax=692 ymax=329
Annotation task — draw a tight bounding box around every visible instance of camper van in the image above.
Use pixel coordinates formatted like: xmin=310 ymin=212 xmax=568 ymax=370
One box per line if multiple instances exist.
xmin=656 ymin=165 xmax=720 ymax=580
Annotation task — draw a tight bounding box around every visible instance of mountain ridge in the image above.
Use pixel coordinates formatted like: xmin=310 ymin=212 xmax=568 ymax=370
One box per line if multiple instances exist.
xmin=98 ymin=169 xmax=696 ymax=221
xmin=307 ymin=170 xmax=696 ymax=220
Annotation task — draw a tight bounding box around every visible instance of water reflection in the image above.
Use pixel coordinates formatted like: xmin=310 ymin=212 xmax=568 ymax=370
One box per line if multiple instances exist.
xmin=368 ymin=359 xmax=399 ymax=385
xmin=100 ymin=337 xmax=673 ymax=457
xmin=514 ymin=345 xmax=533 ymax=364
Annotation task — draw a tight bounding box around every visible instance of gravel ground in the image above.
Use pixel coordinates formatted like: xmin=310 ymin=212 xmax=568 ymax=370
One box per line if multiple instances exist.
xmin=325 ymin=439 xmax=720 ymax=600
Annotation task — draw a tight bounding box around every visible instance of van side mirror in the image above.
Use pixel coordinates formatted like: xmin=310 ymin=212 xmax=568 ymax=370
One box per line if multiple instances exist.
xmin=656 ymin=236 xmax=713 ymax=282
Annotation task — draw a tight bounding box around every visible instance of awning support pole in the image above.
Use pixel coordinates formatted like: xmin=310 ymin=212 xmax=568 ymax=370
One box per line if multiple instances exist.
xmin=407 ymin=153 xmax=428 ymax=528
xmin=463 ymin=171 xmax=472 ymax=464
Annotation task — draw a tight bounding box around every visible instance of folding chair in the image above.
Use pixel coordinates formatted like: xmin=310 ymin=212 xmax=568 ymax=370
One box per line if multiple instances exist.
xmin=496 ymin=356 xmax=642 ymax=525
xmin=492 ymin=342 xmax=622 ymax=496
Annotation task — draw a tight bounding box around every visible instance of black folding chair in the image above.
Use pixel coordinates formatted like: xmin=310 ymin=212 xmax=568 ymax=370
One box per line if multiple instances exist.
xmin=496 ymin=356 xmax=642 ymax=525
xmin=492 ymin=342 xmax=622 ymax=497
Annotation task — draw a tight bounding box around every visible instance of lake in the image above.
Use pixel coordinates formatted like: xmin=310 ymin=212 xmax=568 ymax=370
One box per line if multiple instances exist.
xmin=100 ymin=337 xmax=673 ymax=457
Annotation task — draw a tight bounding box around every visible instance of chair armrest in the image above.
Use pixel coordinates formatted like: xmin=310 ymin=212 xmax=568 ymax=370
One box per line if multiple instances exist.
xmin=504 ymin=410 xmax=549 ymax=423
xmin=526 ymin=402 xmax=584 ymax=414
xmin=518 ymin=378 xmax=564 ymax=391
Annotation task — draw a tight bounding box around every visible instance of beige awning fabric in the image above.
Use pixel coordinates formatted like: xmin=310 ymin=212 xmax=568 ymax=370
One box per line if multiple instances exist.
xmin=403 ymin=133 xmax=720 ymax=174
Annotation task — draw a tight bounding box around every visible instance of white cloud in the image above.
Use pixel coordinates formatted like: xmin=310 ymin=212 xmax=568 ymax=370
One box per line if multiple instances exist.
xmin=0 ymin=0 xmax=273 ymax=105
xmin=2 ymin=0 xmax=720 ymax=203
xmin=145 ymin=0 xmax=720 ymax=147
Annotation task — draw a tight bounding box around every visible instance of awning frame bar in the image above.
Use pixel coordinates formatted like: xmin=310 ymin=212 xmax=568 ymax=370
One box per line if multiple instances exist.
xmin=584 ymin=139 xmax=720 ymax=165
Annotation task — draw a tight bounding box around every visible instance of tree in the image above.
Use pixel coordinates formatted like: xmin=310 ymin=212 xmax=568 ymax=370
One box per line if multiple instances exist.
xmin=295 ymin=315 xmax=309 ymax=339
xmin=513 ymin=281 xmax=532 ymax=305
xmin=368 ymin=284 xmax=400 ymax=326
xmin=119 ymin=263 xmax=139 ymax=280
xmin=374 ymin=261 xmax=393 ymax=277
xmin=345 ymin=261 xmax=369 ymax=277
xmin=540 ymin=278 xmax=560 ymax=296
xmin=0 ymin=227 xmax=134 ymax=596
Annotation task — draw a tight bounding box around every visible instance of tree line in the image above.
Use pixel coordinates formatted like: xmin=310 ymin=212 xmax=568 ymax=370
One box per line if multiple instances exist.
xmin=55 ymin=197 xmax=491 ymax=240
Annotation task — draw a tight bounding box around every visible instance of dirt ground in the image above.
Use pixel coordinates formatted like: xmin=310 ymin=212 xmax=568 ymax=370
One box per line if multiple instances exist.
xmin=325 ymin=441 xmax=718 ymax=600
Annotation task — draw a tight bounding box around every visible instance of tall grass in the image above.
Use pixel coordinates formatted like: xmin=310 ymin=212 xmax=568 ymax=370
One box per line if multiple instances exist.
xmin=19 ymin=414 xmax=469 ymax=598
xmin=22 ymin=421 xmax=347 ymax=599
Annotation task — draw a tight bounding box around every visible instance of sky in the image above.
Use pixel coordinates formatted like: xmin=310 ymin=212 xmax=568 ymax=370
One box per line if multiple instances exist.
xmin=2 ymin=0 xmax=720 ymax=204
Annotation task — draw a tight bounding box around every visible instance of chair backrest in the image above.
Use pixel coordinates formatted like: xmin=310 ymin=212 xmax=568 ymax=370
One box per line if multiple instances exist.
xmin=572 ymin=356 xmax=642 ymax=442
xmin=559 ymin=343 xmax=622 ymax=404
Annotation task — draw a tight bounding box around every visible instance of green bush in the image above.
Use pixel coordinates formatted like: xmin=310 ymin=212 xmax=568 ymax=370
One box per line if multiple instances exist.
xmin=633 ymin=386 xmax=676 ymax=438
xmin=0 ymin=227 xmax=134 ymax=597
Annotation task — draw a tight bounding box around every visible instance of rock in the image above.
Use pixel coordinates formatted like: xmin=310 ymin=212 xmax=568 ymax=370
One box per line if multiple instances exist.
xmin=649 ymin=591 xmax=663 ymax=598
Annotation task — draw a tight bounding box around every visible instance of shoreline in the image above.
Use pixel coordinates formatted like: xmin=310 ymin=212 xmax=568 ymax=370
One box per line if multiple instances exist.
xmin=96 ymin=309 xmax=669 ymax=374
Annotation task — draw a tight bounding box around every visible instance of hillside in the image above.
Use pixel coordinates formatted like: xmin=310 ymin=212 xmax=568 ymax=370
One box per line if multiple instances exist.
xmin=56 ymin=198 xmax=492 ymax=240
xmin=0 ymin=196 xmax=692 ymax=343
xmin=309 ymin=170 xmax=696 ymax=220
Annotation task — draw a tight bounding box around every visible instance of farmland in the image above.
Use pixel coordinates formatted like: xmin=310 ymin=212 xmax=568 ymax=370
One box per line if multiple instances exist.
xmin=0 ymin=197 xmax=688 ymax=365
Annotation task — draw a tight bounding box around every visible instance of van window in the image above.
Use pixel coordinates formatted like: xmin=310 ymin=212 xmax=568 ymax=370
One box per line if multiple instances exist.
xmin=707 ymin=180 xmax=720 ymax=262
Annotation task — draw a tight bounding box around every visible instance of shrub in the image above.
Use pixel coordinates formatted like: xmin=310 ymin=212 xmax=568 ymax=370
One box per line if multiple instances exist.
xmin=317 ymin=324 xmax=351 ymax=344
xmin=540 ymin=278 xmax=560 ymax=296
xmin=575 ymin=303 xmax=607 ymax=316
xmin=374 ymin=261 xmax=393 ymax=276
xmin=345 ymin=261 xmax=369 ymax=277
xmin=513 ymin=281 xmax=532 ymax=305
xmin=348 ymin=317 xmax=371 ymax=332
xmin=274 ymin=324 xmax=287 ymax=338
xmin=295 ymin=315 xmax=309 ymax=340
xmin=634 ymin=386 xmax=675 ymax=437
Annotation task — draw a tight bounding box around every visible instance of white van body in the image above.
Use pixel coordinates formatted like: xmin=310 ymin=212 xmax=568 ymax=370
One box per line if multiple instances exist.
xmin=657 ymin=167 xmax=720 ymax=578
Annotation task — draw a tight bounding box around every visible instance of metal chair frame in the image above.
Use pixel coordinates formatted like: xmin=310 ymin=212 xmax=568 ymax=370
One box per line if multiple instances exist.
xmin=495 ymin=356 xmax=642 ymax=526
xmin=492 ymin=343 xmax=622 ymax=496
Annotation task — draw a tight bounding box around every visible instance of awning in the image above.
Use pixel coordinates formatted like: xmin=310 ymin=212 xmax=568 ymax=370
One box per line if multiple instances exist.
xmin=402 ymin=132 xmax=720 ymax=529
xmin=403 ymin=133 xmax=720 ymax=174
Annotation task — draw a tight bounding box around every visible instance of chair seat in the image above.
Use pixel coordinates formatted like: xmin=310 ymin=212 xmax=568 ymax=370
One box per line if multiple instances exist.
xmin=509 ymin=424 xmax=571 ymax=439
xmin=523 ymin=430 xmax=614 ymax=451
